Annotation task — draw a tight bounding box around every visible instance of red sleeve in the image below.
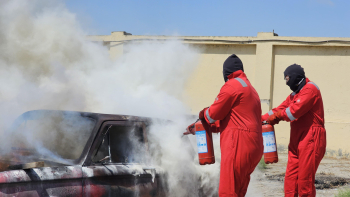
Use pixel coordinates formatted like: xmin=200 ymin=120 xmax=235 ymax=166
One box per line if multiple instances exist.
xmin=262 ymin=95 xmax=291 ymax=121
xmin=203 ymin=84 xmax=238 ymax=124
xmin=280 ymin=88 xmax=317 ymax=121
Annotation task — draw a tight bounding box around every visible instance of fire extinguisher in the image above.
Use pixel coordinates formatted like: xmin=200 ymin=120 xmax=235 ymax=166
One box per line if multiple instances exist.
xmin=262 ymin=122 xmax=278 ymax=164
xmin=192 ymin=120 xmax=215 ymax=165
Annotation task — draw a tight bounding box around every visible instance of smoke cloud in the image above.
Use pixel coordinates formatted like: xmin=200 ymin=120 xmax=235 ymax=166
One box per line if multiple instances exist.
xmin=0 ymin=0 xmax=260 ymax=196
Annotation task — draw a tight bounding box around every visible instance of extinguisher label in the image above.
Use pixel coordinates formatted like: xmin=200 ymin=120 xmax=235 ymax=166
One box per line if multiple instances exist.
xmin=196 ymin=130 xmax=208 ymax=153
xmin=262 ymin=131 xmax=277 ymax=153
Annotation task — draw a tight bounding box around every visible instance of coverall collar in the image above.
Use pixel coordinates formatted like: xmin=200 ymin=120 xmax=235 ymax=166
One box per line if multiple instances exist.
xmin=293 ymin=78 xmax=310 ymax=95
xmin=305 ymin=78 xmax=310 ymax=84
xmin=227 ymin=70 xmax=245 ymax=80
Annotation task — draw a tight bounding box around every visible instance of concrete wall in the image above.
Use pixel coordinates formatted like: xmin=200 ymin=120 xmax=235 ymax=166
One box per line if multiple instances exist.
xmin=89 ymin=31 xmax=350 ymax=155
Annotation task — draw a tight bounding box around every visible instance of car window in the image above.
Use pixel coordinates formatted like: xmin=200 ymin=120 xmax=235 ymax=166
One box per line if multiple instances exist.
xmin=92 ymin=124 xmax=146 ymax=164
xmin=8 ymin=111 xmax=96 ymax=163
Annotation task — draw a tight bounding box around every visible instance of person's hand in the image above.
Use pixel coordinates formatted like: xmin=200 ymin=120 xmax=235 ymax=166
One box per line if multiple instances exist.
xmin=261 ymin=113 xmax=270 ymax=122
xmin=199 ymin=107 xmax=208 ymax=121
xmin=183 ymin=122 xmax=196 ymax=135
xmin=266 ymin=111 xmax=282 ymax=126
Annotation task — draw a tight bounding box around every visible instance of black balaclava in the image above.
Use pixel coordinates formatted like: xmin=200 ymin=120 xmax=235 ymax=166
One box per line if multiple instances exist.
xmin=223 ymin=54 xmax=244 ymax=82
xmin=284 ymin=64 xmax=306 ymax=93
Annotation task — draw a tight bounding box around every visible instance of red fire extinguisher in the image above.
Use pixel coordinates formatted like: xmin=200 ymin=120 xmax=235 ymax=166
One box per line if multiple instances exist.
xmin=262 ymin=122 xmax=278 ymax=164
xmin=194 ymin=121 xmax=215 ymax=165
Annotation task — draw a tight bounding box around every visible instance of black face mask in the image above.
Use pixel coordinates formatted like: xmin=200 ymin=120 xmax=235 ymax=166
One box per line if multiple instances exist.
xmin=223 ymin=54 xmax=244 ymax=82
xmin=284 ymin=64 xmax=306 ymax=93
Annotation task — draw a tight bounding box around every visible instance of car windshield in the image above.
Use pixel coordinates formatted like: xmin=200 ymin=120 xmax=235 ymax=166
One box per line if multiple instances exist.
xmin=4 ymin=110 xmax=96 ymax=165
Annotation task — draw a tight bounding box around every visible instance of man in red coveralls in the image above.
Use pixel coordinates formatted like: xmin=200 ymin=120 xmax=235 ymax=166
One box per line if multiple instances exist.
xmin=261 ymin=64 xmax=327 ymax=197
xmin=184 ymin=54 xmax=263 ymax=197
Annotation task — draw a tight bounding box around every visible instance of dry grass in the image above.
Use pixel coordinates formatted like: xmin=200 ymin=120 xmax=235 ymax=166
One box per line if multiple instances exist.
xmin=318 ymin=171 xmax=335 ymax=176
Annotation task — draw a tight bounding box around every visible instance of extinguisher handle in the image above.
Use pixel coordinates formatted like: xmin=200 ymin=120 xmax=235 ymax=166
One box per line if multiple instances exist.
xmin=262 ymin=120 xmax=268 ymax=125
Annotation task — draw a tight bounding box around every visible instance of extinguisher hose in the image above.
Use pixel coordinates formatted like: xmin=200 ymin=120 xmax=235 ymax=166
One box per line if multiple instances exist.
xmin=189 ymin=119 xmax=200 ymax=130
xmin=182 ymin=119 xmax=200 ymax=138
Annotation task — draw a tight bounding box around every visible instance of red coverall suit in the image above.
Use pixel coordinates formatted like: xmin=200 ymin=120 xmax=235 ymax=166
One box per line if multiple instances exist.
xmin=203 ymin=70 xmax=263 ymax=197
xmin=262 ymin=78 xmax=326 ymax=197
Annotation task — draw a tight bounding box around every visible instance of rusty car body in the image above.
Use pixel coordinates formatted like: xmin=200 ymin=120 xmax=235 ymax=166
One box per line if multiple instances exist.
xmin=0 ymin=110 xmax=168 ymax=197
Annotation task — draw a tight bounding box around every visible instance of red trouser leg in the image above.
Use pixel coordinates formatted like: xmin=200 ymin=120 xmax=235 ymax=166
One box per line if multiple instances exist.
xmin=284 ymin=150 xmax=299 ymax=197
xmin=219 ymin=132 xmax=237 ymax=197
xmin=219 ymin=129 xmax=263 ymax=197
xmin=284 ymin=127 xmax=326 ymax=197
xmin=298 ymin=127 xmax=326 ymax=196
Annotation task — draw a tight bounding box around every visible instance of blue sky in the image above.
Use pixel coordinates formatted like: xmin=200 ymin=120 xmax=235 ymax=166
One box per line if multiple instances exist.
xmin=65 ymin=0 xmax=349 ymax=38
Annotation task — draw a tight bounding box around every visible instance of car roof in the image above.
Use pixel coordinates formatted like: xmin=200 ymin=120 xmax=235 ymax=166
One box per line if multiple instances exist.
xmin=22 ymin=109 xmax=153 ymax=123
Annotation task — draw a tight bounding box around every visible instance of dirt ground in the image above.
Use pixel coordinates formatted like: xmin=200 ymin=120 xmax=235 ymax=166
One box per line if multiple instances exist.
xmin=246 ymin=152 xmax=350 ymax=197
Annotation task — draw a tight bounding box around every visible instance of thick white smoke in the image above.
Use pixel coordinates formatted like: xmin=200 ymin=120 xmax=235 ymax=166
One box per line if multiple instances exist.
xmin=0 ymin=0 xmax=226 ymax=196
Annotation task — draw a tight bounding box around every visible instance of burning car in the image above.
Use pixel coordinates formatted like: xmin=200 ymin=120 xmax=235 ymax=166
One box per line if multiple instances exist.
xmin=0 ymin=110 xmax=168 ymax=197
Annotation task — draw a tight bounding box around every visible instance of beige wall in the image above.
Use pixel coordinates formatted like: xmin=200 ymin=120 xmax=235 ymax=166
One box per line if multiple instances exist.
xmin=185 ymin=44 xmax=256 ymax=112
xmin=89 ymin=31 xmax=350 ymax=154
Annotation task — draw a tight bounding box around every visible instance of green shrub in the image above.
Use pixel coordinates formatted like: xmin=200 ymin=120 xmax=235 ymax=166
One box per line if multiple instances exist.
xmin=335 ymin=189 xmax=350 ymax=197
xmin=257 ymin=157 xmax=267 ymax=170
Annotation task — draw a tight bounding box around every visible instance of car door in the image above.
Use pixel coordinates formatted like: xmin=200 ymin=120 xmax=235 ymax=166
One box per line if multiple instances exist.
xmin=0 ymin=165 xmax=83 ymax=197
xmin=82 ymin=121 xmax=166 ymax=197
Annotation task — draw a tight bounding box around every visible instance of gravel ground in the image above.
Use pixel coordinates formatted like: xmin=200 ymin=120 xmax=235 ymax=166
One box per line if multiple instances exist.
xmin=245 ymin=153 xmax=350 ymax=197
